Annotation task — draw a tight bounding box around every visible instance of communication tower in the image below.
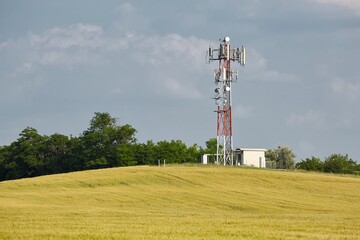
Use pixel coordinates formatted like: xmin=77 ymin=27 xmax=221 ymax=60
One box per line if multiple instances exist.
xmin=206 ymin=36 xmax=245 ymax=165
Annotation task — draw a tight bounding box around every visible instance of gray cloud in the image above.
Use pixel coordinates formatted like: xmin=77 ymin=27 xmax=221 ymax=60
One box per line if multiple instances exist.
xmin=316 ymin=0 xmax=360 ymax=14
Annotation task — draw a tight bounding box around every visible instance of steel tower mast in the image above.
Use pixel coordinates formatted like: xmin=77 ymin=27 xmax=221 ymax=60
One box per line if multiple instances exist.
xmin=206 ymin=36 xmax=245 ymax=166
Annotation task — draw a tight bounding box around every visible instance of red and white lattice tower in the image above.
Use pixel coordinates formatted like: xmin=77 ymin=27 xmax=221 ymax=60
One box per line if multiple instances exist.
xmin=206 ymin=36 xmax=245 ymax=165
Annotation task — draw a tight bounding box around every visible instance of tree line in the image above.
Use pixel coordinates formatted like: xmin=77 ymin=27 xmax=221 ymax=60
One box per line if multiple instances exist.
xmin=1 ymin=112 xmax=359 ymax=181
xmin=265 ymin=146 xmax=360 ymax=174
xmin=0 ymin=112 xmax=211 ymax=181
xmin=295 ymin=154 xmax=360 ymax=174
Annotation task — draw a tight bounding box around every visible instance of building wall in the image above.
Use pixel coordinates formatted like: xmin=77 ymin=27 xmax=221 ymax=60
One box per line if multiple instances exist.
xmin=201 ymin=154 xmax=208 ymax=164
xmin=201 ymin=154 xmax=217 ymax=164
xmin=201 ymin=149 xmax=266 ymax=167
xmin=240 ymin=149 xmax=266 ymax=168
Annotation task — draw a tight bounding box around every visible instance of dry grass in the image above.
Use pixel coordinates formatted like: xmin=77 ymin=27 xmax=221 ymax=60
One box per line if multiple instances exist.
xmin=0 ymin=165 xmax=359 ymax=239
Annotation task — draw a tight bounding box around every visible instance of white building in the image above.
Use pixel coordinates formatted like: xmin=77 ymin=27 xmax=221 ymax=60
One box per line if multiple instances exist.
xmin=201 ymin=148 xmax=266 ymax=168
xmin=235 ymin=148 xmax=267 ymax=168
xmin=201 ymin=154 xmax=216 ymax=164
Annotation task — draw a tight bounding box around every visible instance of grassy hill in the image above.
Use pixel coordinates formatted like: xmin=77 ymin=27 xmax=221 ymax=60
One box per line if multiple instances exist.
xmin=0 ymin=165 xmax=359 ymax=240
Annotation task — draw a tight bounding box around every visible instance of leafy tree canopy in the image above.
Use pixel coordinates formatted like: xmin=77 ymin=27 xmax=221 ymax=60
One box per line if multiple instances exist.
xmin=80 ymin=112 xmax=137 ymax=169
xmin=266 ymin=146 xmax=296 ymax=169
xmin=323 ymin=153 xmax=357 ymax=174
xmin=205 ymin=138 xmax=217 ymax=154
xmin=296 ymin=156 xmax=324 ymax=172
xmin=0 ymin=112 xmax=203 ymax=181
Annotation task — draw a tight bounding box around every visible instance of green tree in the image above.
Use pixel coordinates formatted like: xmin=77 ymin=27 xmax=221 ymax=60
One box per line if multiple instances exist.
xmin=152 ymin=140 xmax=200 ymax=164
xmin=205 ymin=138 xmax=217 ymax=154
xmin=81 ymin=112 xmax=137 ymax=169
xmin=296 ymin=156 xmax=324 ymax=172
xmin=62 ymin=136 xmax=84 ymax=172
xmin=186 ymin=144 xmax=203 ymax=163
xmin=133 ymin=141 xmax=156 ymax=165
xmin=0 ymin=146 xmax=10 ymax=181
xmin=43 ymin=133 xmax=70 ymax=174
xmin=133 ymin=140 xmax=202 ymax=165
xmin=266 ymin=146 xmax=296 ymax=169
xmin=323 ymin=154 xmax=356 ymax=174
xmin=117 ymin=143 xmax=137 ymax=166
xmin=154 ymin=140 xmax=185 ymax=164
xmin=3 ymin=127 xmax=47 ymax=179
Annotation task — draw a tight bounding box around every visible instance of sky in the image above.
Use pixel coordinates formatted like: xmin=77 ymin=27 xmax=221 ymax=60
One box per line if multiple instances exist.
xmin=1 ymin=0 xmax=360 ymax=162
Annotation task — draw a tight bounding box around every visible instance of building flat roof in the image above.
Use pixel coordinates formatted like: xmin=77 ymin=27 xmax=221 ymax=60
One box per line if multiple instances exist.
xmin=235 ymin=148 xmax=267 ymax=152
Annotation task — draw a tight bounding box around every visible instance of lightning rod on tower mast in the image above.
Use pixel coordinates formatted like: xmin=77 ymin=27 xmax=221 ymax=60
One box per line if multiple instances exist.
xmin=206 ymin=36 xmax=245 ymax=166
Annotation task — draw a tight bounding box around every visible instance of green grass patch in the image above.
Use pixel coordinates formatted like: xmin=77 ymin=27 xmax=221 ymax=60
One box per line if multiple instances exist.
xmin=1 ymin=165 xmax=359 ymax=239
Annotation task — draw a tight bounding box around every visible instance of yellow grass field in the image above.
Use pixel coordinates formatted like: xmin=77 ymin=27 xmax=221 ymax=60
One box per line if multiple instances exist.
xmin=0 ymin=165 xmax=359 ymax=239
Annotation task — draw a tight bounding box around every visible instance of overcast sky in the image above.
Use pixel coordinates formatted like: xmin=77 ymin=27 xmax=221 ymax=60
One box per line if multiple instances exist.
xmin=1 ymin=0 xmax=359 ymax=162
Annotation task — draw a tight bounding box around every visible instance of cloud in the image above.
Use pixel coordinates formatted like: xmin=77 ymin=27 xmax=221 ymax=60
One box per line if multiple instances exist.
xmin=133 ymin=34 xmax=209 ymax=100
xmin=30 ymin=23 xmax=104 ymax=49
xmin=163 ymin=78 xmax=202 ymax=100
xmin=25 ymin=24 xmax=209 ymax=70
xmin=286 ymin=110 xmax=326 ymax=129
xmin=330 ymin=77 xmax=360 ymax=101
xmin=243 ymin=48 xmax=299 ymax=82
xmin=122 ymin=33 xmax=210 ymax=100
xmin=5 ymin=24 xmax=211 ymax=103
xmin=0 ymin=41 xmax=7 ymax=49
xmin=233 ymin=104 xmax=254 ymax=118
xmin=133 ymin=33 xmax=209 ymax=69
xmin=26 ymin=24 xmax=109 ymax=68
xmin=316 ymin=0 xmax=360 ymax=14
xmin=116 ymin=3 xmax=136 ymax=14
